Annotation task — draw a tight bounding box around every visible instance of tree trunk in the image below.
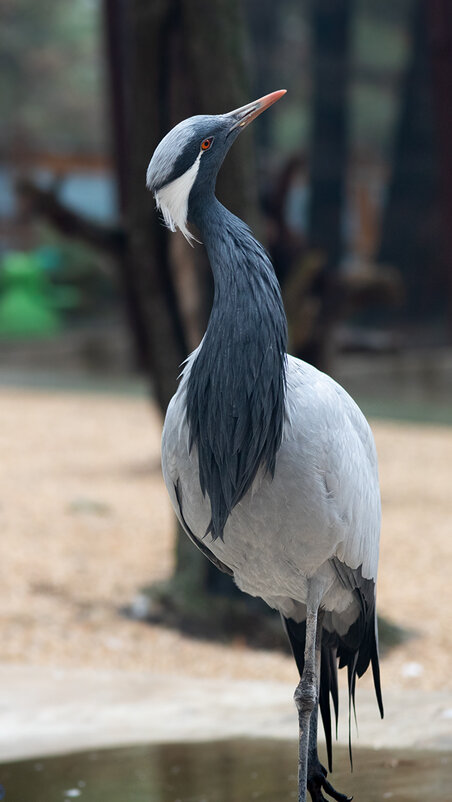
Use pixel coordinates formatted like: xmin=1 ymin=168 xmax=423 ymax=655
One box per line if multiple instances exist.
xmin=377 ymin=0 xmax=442 ymax=334
xmin=306 ymin=0 xmax=352 ymax=369
xmin=102 ymin=0 xmax=151 ymax=370
xmin=426 ymin=0 xmax=452 ymax=337
xmin=126 ymin=0 xmax=190 ymax=413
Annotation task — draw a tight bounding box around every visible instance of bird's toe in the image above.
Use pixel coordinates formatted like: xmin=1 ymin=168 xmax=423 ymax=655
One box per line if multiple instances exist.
xmin=322 ymin=778 xmax=352 ymax=802
xmin=307 ymin=769 xmax=352 ymax=802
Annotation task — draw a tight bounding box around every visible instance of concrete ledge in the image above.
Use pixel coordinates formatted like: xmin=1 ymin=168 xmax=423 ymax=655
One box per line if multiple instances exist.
xmin=1 ymin=665 xmax=451 ymax=762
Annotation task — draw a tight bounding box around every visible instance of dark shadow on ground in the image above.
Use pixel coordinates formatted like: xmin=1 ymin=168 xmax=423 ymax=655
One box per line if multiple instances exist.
xmin=122 ymin=582 xmax=412 ymax=657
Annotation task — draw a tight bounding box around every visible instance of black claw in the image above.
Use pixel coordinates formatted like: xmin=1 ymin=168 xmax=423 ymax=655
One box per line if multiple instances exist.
xmin=322 ymin=779 xmax=352 ymax=802
xmin=308 ymin=771 xmax=352 ymax=802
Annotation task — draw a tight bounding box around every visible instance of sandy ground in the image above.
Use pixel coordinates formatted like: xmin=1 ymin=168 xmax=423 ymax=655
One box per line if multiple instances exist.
xmin=1 ymin=386 xmax=452 ymax=693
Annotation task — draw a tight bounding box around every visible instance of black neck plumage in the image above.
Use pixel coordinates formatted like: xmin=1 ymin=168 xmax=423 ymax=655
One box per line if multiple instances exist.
xmin=186 ymin=197 xmax=287 ymax=539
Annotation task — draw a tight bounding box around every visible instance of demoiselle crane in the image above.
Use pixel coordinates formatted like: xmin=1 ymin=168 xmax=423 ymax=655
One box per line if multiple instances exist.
xmin=146 ymin=90 xmax=383 ymax=802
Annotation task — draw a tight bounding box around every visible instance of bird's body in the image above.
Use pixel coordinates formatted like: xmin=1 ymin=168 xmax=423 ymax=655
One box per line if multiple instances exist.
xmin=163 ymin=351 xmax=379 ymax=625
xmin=147 ymin=91 xmax=383 ymax=802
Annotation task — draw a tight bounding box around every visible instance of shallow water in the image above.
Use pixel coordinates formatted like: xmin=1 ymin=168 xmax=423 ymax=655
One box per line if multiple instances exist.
xmin=1 ymin=739 xmax=451 ymax=802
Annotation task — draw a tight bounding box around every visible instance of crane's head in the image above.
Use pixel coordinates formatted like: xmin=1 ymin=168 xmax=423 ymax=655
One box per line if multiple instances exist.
xmin=146 ymin=90 xmax=286 ymax=243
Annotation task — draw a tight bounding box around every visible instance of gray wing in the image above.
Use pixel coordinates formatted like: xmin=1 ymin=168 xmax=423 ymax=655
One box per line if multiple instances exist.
xmin=284 ymin=357 xmax=383 ymax=767
xmin=285 ymin=355 xmax=381 ymax=583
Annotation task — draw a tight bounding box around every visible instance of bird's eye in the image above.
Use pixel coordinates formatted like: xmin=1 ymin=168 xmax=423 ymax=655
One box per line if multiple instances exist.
xmin=201 ymin=137 xmax=213 ymax=151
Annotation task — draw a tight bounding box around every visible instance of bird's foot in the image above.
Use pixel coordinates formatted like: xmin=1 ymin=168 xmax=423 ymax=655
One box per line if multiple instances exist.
xmin=307 ymin=762 xmax=352 ymax=802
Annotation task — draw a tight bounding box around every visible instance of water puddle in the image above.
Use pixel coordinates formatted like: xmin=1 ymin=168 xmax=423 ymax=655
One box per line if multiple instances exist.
xmin=1 ymin=739 xmax=451 ymax=802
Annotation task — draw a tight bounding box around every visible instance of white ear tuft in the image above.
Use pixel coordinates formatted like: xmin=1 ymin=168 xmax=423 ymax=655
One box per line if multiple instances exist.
xmin=154 ymin=152 xmax=202 ymax=245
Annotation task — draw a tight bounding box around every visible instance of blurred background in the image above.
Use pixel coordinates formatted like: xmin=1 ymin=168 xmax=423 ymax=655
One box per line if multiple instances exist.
xmin=1 ymin=0 xmax=452 ymax=778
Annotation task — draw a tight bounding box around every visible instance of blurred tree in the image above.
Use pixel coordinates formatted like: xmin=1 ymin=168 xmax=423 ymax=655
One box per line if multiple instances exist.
xmin=304 ymin=0 xmax=353 ymax=368
xmin=377 ymin=0 xmax=443 ymax=335
xmin=427 ymin=0 xmax=452 ymax=337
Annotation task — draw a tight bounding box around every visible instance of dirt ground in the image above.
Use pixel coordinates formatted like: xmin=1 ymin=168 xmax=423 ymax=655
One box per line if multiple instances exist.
xmin=1 ymin=386 xmax=451 ymax=692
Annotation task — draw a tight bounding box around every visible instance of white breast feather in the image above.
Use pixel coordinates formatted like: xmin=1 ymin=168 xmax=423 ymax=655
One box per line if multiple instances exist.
xmin=154 ymin=152 xmax=202 ymax=245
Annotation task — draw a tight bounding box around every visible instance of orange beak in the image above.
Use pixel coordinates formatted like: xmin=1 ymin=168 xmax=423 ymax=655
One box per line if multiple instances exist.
xmin=225 ymin=90 xmax=287 ymax=131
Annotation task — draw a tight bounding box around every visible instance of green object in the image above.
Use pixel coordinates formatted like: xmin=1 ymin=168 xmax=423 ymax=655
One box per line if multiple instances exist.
xmin=0 ymin=252 xmax=61 ymax=338
xmin=34 ymin=245 xmax=62 ymax=273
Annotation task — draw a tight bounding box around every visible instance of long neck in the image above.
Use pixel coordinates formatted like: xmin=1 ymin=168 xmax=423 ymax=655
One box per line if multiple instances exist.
xmin=186 ymin=196 xmax=288 ymax=540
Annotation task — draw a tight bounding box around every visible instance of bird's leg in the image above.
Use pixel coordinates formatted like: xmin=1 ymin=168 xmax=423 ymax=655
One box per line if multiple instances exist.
xmin=294 ymin=603 xmax=320 ymax=802
xmin=306 ymin=617 xmax=352 ymax=802
xmin=308 ymin=616 xmax=326 ymax=785
xmin=307 ymin=701 xmax=326 ymax=789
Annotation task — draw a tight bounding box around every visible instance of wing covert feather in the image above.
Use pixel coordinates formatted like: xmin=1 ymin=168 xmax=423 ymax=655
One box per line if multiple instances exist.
xmin=285 ymin=356 xmax=381 ymax=582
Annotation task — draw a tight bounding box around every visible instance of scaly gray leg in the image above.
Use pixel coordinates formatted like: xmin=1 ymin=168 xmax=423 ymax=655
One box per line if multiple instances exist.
xmin=307 ymin=615 xmax=352 ymax=802
xmin=294 ymin=602 xmax=320 ymax=802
